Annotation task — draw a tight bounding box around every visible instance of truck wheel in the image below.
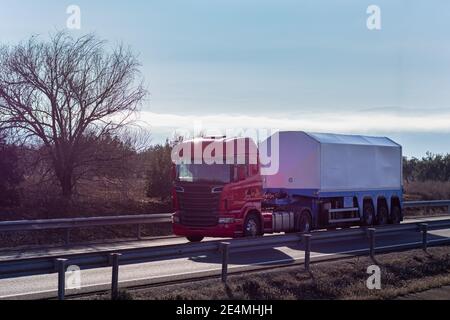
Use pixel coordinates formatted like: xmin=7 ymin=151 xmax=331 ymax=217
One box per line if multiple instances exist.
xmin=244 ymin=214 xmax=261 ymax=237
xmin=187 ymin=236 xmax=204 ymax=243
xmin=297 ymin=212 xmax=312 ymax=233
xmin=390 ymin=205 xmax=402 ymax=225
xmin=363 ymin=202 xmax=375 ymax=226
xmin=376 ymin=205 xmax=389 ymax=226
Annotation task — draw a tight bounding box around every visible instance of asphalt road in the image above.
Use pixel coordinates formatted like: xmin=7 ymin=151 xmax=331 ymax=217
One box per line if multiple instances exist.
xmin=0 ymin=215 xmax=449 ymax=300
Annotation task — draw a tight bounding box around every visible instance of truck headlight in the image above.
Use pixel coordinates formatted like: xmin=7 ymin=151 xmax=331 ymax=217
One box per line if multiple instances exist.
xmin=219 ymin=217 xmax=235 ymax=224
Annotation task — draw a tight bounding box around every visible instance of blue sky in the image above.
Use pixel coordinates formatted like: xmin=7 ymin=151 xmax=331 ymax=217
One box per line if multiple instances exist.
xmin=1 ymin=0 xmax=450 ymax=157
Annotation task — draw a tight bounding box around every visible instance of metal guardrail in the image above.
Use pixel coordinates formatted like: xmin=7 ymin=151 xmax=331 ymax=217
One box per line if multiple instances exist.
xmin=403 ymin=200 xmax=450 ymax=212
xmin=1 ymin=218 xmax=450 ymax=277
xmin=0 ymin=200 xmax=448 ymax=232
xmin=0 ymin=214 xmax=173 ymax=232
xmin=0 ymin=200 xmax=449 ymax=244
xmin=0 ymin=214 xmax=173 ymax=243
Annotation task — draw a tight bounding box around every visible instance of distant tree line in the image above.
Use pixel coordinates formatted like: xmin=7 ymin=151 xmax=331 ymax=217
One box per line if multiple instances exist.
xmin=0 ymin=132 xmax=173 ymax=207
xmin=144 ymin=140 xmax=173 ymax=201
xmin=403 ymin=153 xmax=450 ymax=183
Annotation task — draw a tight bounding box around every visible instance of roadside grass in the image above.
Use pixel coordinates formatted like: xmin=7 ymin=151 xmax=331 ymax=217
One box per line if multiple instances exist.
xmin=86 ymin=246 xmax=450 ymax=300
xmin=404 ymin=181 xmax=450 ymax=202
xmin=403 ymin=181 xmax=450 ymax=217
xmin=0 ymin=223 xmax=173 ymax=250
xmin=0 ymin=177 xmax=173 ymax=249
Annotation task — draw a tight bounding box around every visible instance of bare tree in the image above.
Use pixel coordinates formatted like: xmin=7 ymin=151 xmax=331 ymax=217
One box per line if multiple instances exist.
xmin=0 ymin=32 xmax=146 ymax=198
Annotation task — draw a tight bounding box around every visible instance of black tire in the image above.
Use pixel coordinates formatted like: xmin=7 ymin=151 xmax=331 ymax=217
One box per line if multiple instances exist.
xmin=390 ymin=205 xmax=402 ymax=225
xmin=244 ymin=214 xmax=261 ymax=237
xmin=363 ymin=201 xmax=375 ymax=226
xmin=297 ymin=211 xmax=312 ymax=233
xmin=376 ymin=204 xmax=389 ymax=226
xmin=187 ymin=236 xmax=204 ymax=243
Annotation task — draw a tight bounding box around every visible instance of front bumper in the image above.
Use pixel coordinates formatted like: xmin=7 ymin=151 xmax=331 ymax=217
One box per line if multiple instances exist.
xmin=173 ymin=221 xmax=242 ymax=238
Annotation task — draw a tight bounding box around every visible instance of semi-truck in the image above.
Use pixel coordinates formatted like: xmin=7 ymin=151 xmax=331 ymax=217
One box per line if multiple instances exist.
xmin=172 ymin=131 xmax=403 ymax=242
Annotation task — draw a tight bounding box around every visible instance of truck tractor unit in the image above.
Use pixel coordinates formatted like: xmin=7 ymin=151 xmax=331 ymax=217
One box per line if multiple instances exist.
xmin=172 ymin=131 xmax=403 ymax=242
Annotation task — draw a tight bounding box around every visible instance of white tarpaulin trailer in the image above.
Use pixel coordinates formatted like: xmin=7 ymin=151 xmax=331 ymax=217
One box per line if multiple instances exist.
xmin=262 ymin=131 xmax=403 ymax=194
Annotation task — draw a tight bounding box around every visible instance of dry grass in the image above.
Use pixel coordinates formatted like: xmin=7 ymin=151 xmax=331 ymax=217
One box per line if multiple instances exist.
xmin=87 ymin=246 xmax=450 ymax=301
xmin=0 ymin=223 xmax=173 ymax=250
xmin=8 ymin=177 xmax=165 ymax=220
xmin=404 ymin=181 xmax=450 ymax=201
xmin=0 ymin=177 xmax=173 ymax=249
xmin=403 ymin=181 xmax=450 ymax=217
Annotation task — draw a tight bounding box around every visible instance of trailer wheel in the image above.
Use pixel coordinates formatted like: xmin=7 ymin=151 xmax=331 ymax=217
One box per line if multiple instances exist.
xmin=390 ymin=205 xmax=402 ymax=225
xmin=297 ymin=211 xmax=312 ymax=233
xmin=376 ymin=205 xmax=389 ymax=226
xmin=187 ymin=236 xmax=204 ymax=243
xmin=244 ymin=214 xmax=261 ymax=237
xmin=362 ymin=201 xmax=375 ymax=226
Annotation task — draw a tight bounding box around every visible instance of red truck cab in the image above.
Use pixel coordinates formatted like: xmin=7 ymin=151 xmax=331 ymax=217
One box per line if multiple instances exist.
xmin=172 ymin=137 xmax=266 ymax=242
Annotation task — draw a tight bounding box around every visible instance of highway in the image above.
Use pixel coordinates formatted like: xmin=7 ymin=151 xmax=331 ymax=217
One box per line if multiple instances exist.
xmin=0 ymin=215 xmax=449 ymax=300
xmin=1 ymin=215 xmax=446 ymax=262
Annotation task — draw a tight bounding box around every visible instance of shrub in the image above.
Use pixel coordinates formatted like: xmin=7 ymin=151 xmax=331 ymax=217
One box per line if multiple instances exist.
xmin=145 ymin=141 xmax=173 ymax=201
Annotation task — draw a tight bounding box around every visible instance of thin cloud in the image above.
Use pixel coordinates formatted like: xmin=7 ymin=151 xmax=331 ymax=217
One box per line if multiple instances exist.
xmin=138 ymin=111 xmax=450 ymax=135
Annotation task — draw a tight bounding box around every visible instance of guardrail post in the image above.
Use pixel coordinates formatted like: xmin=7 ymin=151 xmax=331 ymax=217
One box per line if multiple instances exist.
xmin=110 ymin=253 xmax=122 ymax=300
xmin=136 ymin=224 xmax=142 ymax=240
xmin=367 ymin=228 xmax=376 ymax=262
xmin=220 ymin=242 xmax=230 ymax=283
xmin=302 ymin=234 xmax=312 ymax=272
xmin=55 ymin=258 xmax=68 ymax=300
xmin=420 ymin=223 xmax=428 ymax=251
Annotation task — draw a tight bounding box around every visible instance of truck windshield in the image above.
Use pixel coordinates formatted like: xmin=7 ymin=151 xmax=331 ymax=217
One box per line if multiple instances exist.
xmin=176 ymin=164 xmax=232 ymax=184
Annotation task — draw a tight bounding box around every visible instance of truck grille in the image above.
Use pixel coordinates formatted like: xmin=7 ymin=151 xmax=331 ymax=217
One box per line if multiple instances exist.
xmin=180 ymin=215 xmax=219 ymax=227
xmin=177 ymin=185 xmax=221 ymax=227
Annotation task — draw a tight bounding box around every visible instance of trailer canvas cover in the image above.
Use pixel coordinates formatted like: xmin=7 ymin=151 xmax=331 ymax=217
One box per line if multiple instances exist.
xmin=262 ymin=131 xmax=402 ymax=193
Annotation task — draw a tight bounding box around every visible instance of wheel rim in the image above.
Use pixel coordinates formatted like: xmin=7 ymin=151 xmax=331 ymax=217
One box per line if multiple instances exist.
xmin=246 ymin=219 xmax=258 ymax=237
